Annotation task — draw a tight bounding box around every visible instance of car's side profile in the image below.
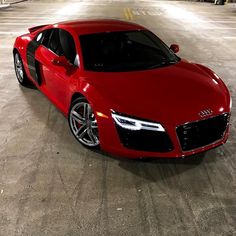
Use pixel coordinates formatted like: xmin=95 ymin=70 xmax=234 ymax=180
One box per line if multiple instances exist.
xmin=13 ymin=19 xmax=231 ymax=158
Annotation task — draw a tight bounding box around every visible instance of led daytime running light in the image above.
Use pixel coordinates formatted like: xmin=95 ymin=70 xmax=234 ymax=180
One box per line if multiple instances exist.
xmin=112 ymin=113 xmax=165 ymax=132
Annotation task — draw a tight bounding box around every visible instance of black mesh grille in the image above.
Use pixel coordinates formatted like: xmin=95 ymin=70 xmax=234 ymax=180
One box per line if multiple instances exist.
xmin=115 ymin=126 xmax=173 ymax=152
xmin=176 ymin=113 xmax=229 ymax=152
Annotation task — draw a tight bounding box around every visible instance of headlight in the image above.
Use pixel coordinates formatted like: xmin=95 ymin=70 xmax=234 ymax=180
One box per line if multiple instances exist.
xmin=230 ymin=96 xmax=232 ymax=110
xmin=111 ymin=113 xmax=165 ymax=132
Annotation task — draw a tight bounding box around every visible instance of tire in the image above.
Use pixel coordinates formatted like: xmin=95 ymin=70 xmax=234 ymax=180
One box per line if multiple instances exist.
xmin=14 ymin=51 xmax=28 ymax=86
xmin=68 ymin=97 xmax=100 ymax=148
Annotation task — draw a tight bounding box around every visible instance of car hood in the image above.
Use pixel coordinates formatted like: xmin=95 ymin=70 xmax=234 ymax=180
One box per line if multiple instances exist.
xmin=84 ymin=60 xmax=229 ymax=125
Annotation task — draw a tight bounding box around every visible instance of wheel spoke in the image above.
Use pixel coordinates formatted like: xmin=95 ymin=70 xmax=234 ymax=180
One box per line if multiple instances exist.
xmin=83 ymin=103 xmax=87 ymax=118
xmin=71 ymin=110 xmax=84 ymax=124
xmin=87 ymin=104 xmax=91 ymax=120
xmin=75 ymin=123 xmax=86 ymax=135
xmin=87 ymin=128 xmax=97 ymax=143
xmin=78 ymin=127 xmax=88 ymax=139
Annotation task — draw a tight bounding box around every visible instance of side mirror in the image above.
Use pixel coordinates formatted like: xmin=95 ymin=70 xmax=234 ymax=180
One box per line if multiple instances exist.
xmin=52 ymin=55 xmax=69 ymax=67
xmin=170 ymin=44 xmax=179 ymax=53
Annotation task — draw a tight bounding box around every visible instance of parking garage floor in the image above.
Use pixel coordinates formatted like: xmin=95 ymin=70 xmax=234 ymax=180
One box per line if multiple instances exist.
xmin=0 ymin=0 xmax=236 ymax=235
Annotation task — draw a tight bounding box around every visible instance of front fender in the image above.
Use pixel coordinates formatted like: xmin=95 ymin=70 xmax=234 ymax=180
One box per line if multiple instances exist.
xmin=195 ymin=63 xmax=231 ymax=110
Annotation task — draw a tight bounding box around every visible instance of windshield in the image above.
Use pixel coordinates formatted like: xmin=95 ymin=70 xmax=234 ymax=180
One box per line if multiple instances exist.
xmin=79 ymin=30 xmax=180 ymax=72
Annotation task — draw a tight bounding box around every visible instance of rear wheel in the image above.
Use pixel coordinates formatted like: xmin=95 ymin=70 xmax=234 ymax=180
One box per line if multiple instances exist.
xmin=68 ymin=97 xmax=100 ymax=148
xmin=14 ymin=51 xmax=28 ymax=86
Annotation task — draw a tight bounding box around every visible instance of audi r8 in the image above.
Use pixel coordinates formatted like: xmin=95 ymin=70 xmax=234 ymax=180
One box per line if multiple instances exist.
xmin=13 ymin=19 xmax=232 ymax=158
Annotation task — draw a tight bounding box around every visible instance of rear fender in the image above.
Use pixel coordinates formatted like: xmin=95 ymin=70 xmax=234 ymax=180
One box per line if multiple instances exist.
xmin=13 ymin=34 xmax=34 ymax=81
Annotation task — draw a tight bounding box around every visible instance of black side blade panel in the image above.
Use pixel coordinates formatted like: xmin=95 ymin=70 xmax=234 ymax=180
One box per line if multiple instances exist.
xmin=26 ymin=40 xmax=41 ymax=85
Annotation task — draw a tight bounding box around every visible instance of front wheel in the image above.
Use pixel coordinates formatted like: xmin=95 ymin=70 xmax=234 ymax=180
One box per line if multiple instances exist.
xmin=68 ymin=97 xmax=100 ymax=148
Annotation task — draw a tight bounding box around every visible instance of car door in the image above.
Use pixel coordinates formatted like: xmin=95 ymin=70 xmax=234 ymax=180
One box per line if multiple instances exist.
xmin=35 ymin=28 xmax=78 ymax=113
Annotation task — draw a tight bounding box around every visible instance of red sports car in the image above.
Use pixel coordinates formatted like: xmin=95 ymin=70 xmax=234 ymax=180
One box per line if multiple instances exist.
xmin=13 ymin=19 xmax=231 ymax=158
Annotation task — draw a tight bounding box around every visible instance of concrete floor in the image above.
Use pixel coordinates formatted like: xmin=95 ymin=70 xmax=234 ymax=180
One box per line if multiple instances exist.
xmin=0 ymin=0 xmax=236 ymax=235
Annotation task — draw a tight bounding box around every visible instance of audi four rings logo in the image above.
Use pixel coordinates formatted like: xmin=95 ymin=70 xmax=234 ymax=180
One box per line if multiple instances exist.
xmin=199 ymin=109 xmax=213 ymax=117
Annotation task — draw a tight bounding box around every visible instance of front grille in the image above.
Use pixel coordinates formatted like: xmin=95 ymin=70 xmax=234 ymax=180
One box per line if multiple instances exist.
xmin=176 ymin=113 xmax=229 ymax=151
xmin=115 ymin=126 xmax=173 ymax=152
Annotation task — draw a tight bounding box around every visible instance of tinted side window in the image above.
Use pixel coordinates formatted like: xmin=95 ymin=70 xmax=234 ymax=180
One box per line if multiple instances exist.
xmin=59 ymin=29 xmax=77 ymax=64
xmin=45 ymin=29 xmax=77 ymax=65
xmin=34 ymin=29 xmax=52 ymax=46
xmin=47 ymin=29 xmax=64 ymax=56
xmin=35 ymin=32 xmax=44 ymax=44
xmin=41 ymin=30 xmax=52 ymax=47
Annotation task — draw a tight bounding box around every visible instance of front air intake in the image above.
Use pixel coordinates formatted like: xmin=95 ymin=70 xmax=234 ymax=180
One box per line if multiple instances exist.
xmin=176 ymin=113 xmax=229 ymax=151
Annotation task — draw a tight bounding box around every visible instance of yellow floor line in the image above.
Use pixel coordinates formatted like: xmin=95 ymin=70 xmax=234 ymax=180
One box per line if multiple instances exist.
xmin=124 ymin=8 xmax=134 ymax=20
xmin=124 ymin=8 xmax=129 ymax=20
xmin=127 ymin=8 xmax=134 ymax=20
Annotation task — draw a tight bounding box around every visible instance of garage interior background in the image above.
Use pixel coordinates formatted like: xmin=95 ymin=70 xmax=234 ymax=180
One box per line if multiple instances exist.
xmin=0 ymin=0 xmax=236 ymax=235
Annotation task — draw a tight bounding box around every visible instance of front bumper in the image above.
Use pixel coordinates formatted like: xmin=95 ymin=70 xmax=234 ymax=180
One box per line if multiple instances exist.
xmin=97 ymin=113 xmax=230 ymax=159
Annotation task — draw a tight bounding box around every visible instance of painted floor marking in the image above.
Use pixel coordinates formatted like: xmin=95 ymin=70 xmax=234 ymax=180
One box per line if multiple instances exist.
xmin=124 ymin=8 xmax=133 ymax=20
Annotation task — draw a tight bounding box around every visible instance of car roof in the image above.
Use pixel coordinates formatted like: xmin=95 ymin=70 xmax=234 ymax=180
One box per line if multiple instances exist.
xmin=56 ymin=19 xmax=146 ymax=35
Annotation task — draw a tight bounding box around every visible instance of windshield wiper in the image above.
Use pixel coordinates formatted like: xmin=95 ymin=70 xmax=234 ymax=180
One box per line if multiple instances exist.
xmin=161 ymin=59 xmax=177 ymax=65
xmin=148 ymin=59 xmax=177 ymax=69
xmin=147 ymin=63 xmax=162 ymax=69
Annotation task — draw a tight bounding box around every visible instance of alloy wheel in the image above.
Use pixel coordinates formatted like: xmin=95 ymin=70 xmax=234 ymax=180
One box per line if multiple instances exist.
xmin=69 ymin=101 xmax=99 ymax=147
xmin=14 ymin=53 xmax=24 ymax=83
